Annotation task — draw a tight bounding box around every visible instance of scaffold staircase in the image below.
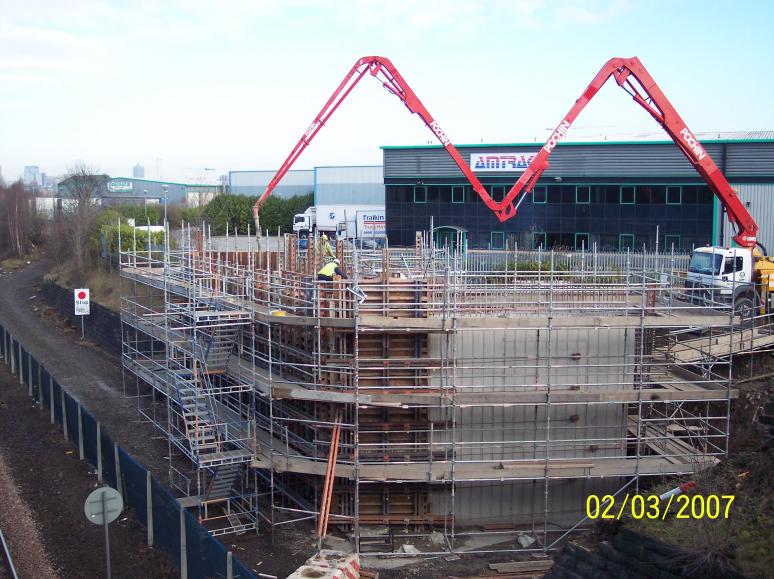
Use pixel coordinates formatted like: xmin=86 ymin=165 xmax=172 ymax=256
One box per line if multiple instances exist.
xmin=173 ymin=370 xmax=220 ymax=457
xmin=206 ymin=462 xmax=243 ymax=500
xmin=192 ymin=308 xmax=251 ymax=371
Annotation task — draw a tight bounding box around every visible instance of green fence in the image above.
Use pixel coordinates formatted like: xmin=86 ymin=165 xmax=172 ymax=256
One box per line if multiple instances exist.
xmin=0 ymin=324 xmax=255 ymax=579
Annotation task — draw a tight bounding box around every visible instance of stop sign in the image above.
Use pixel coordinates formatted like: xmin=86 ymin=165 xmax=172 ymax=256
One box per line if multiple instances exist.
xmin=74 ymin=288 xmax=90 ymax=315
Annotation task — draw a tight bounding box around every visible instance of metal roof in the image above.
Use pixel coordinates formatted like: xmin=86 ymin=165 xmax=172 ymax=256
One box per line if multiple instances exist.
xmin=380 ymin=130 xmax=774 ymax=150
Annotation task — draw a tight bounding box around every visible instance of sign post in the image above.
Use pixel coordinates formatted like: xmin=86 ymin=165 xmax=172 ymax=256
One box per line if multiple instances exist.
xmin=73 ymin=288 xmax=90 ymax=340
xmin=84 ymin=486 xmax=123 ymax=579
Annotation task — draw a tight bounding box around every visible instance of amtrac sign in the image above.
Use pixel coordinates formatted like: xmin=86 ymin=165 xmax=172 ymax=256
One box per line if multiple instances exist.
xmin=471 ymin=152 xmax=538 ymax=172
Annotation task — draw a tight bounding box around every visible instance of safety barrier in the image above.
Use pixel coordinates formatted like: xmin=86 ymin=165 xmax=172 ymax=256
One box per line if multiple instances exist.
xmin=0 ymin=323 xmax=255 ymax=579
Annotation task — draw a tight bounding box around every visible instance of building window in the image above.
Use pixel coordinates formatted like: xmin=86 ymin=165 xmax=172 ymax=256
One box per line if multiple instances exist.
xmin=666 ymin=186 xmax=682 ymax=205
xmin=663 ymin=234 xmax=681 ymax=250
xmin=490 ymin=231 xmax=505 ymax=249
xmin=490 ymin=185 xmax=506 ymax=202
xmin=414 ymin=185 xmax=427 ymax=203
xmin=452 ymin=185 xmax=465 ymax=204
xmin=576 ymin=185 xmax=590 ymax=204
xmin=620 ymin=186 xmax=635 ymax=204
xmin=532 ymin=232 xmax=547 ymax=249
xmin=619 ymin=234 xmax=635 ymax=251
xmin=575 ymin=233 xmax=590 ymax=251
xmin=532 ymin=186 xmax=547 ymax=204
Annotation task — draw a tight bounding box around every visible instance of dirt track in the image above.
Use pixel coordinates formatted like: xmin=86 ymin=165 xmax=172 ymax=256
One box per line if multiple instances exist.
xmin=0 ymin=257 xmax=312 ymax=577
xmin=0 ymin=363 xmax=175 ymax=578
xmin=0 ymin=258 xmax=512 ymax=578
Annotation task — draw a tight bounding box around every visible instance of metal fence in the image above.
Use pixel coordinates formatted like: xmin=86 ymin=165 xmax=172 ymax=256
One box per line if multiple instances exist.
xmin=0 ymin=324 xmax=255 ymax=579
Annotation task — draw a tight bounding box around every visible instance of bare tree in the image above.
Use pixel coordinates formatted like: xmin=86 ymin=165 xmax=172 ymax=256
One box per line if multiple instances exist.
xmin=59 ymin=162 xmax=104 ymax=274
xmin=0 ymin=180 xmax=36 ymax=257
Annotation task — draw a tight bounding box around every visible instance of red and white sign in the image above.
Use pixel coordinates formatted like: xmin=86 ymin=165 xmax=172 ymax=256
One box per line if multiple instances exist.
xmin=74 ymin=288 xmax=90 ymax=316
xmin=471 ymin=152 xmax=538 ymax=172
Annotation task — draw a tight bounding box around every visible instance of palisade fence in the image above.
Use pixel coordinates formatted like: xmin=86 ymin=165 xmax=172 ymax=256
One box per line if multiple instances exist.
xmin=462 ymin=247 xmax=692 ymax=273
xmin=0 ymin=324 xmax=255 ymax=579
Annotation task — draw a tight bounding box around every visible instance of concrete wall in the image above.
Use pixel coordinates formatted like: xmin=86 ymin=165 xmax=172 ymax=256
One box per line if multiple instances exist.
xmin=426 ymin=325 xmax=634 ymax=524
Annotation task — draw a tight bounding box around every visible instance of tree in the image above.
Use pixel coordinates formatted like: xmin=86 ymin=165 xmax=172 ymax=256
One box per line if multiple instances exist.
xmin=59 ymin=163 xmax=105 ymax=274
xmin=0 ymin=180 xmax=38 ymax=257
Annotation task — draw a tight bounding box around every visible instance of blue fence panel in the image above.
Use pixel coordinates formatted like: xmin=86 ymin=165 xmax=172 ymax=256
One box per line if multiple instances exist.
xmin=29 ymin=355 xmax=38 ymax=390
xmin=82 ymin=408 xmax=99 ymax=466
xmin=20 ymin=346 xmax=29 ymax=385
xmin=101 ymin=430 xmax=117 ymax=488
xmin=185 ymin=510 xmax=226 ymax=579
xmin=65 ymin=392 xmax=80 ymax=449
xmin=41 ymin=372 xmax=51 ymax=410
xmin=37 ymin=367 xmax=50 ymax=405
xmin=52 ymin=379 xmax=63 ymax=426
xmin=119 ymin=448 xmax=148 ymax=527
xmin=152 ymin=478 xmax=182 ymax=569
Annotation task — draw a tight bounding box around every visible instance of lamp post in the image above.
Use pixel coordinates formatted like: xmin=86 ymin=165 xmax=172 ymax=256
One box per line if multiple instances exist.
xmin=143 ymin=189 xmax=149 ymax=222
xmin=161 ymin=184 xmax=168 ymax=226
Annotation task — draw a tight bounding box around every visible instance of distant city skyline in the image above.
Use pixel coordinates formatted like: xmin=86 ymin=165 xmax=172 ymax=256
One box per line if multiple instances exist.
xmin=2 ymin=1 xmax=773 ymax=184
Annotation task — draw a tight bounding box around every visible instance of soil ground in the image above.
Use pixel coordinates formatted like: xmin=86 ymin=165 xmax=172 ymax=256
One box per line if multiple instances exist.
xmin=0 ymin=256 xmax=317 ymax=578
xmin=0 ymin=255 xmax=552 ymax=578
xmin=0 ymin=363 xmax=176 ymax=578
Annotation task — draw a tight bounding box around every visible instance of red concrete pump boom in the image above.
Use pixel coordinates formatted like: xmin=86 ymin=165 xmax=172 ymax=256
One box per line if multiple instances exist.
xmin=251 ymin=56 xmax=757 ymax=248
xmin=497 ymin=56 xmax=758 ymax=248
xmin=250 ymin=55 xmax=501 ymax=221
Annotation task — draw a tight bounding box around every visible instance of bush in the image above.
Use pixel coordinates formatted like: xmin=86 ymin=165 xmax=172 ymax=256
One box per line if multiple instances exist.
xmin=181 ymin=206 xmax=204 ymax=226
xmin=100 ymin=223 xmax=166 ymax=254
xmin=201 ymin=192 xmax=312 ymax=235
xmin=113 ymin=204 xmax=162 ymax=225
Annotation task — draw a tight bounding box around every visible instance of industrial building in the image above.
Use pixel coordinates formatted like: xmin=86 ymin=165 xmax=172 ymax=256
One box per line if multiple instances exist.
xmin=56 ymin=175 xmax=220 ymax=207
xmin=382 ymin=132 xmax=774 ymax=252
xmin=117 ymin=227 xmax=763 ymax=555
xmin=229 ymin=165 xmax=384 ymax=205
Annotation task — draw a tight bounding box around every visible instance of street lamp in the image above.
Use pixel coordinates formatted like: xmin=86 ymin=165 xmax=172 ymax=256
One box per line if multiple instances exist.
xmin=161 ymin=184 xmax=168 ymax=226
xmin=143 ymin=189 xmax=148 ymax=222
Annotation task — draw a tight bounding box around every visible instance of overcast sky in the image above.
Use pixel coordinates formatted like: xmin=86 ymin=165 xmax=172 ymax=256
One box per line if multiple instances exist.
xmin=1 ymin=0 xmax=773 ymax=184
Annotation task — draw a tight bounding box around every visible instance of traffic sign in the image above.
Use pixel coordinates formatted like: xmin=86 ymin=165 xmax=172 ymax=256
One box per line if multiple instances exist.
xmin=84 ymin=486 xmax=122 ymax=579
xmin=74 ymin=288 xmax=90 ymax=316
xmin=84 ymin=486 xmax=123 ymax=525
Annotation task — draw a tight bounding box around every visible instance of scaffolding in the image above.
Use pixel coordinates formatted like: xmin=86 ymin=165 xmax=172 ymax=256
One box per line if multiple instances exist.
xmin=119 ymin=226 xmax=765 ymax=554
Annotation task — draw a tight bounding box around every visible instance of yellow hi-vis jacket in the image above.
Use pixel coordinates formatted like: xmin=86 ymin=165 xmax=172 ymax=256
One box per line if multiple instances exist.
xmin=319 ymin=262 xmax=338 ymax=277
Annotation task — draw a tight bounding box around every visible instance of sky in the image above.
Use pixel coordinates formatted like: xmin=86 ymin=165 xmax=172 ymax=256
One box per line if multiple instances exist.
xmin=1 ymin=0 xmax=773 ymax=184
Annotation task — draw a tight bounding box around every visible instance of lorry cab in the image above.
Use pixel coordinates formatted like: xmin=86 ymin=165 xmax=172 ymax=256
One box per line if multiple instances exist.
xmin=293 ymin=207 xmax=316 ymax=237
xmin=685 ymin=246 xmax=766 ymax=323
xmin=686 ymin=247 xmax=754 ymax=299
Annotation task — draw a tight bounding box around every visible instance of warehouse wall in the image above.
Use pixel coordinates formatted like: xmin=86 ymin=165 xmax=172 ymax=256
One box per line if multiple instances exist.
xmin=229 ymin=169 xmax=314 ymax=198
xmin=315 ymin=165 xmax=384 ymax=205
xmin=383 ymin=141 xmax=774 ymax=179
xmin=722 ymin=183 xmax=774 ymax=251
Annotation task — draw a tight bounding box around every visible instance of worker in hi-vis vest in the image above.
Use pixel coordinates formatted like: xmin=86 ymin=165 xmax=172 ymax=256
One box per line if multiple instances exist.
xmin=318 ymin=258 xmax=348 ymax=281
xmin=319 ymin=233 xmax=336 ymax=260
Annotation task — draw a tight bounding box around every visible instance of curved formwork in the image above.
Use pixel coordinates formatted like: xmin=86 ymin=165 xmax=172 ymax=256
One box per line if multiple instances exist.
xmin=120 ymin=229 xmax=755 ymax=553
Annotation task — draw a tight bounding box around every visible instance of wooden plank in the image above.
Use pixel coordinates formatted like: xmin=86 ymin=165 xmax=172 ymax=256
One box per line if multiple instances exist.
xmin=489 ymin=560 xmax=554 ymax=573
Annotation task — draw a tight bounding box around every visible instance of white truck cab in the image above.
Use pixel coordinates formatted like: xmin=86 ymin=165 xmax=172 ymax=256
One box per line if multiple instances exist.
xmin=293 ymin=207 xmax=316 ymax=237
xmin=685 ymin=246 xmax=762 ymax=322
xmin=686 ymin=246 xmax=754 ymax=298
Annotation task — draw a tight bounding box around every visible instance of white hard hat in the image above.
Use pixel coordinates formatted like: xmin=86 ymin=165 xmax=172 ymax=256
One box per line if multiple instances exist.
xmin=333 ymin=258 xmax=340 ymax=265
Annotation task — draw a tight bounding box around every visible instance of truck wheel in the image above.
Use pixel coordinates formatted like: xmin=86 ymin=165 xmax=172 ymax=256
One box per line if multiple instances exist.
xmin=734 ymin=296 xmax=756 ymax=328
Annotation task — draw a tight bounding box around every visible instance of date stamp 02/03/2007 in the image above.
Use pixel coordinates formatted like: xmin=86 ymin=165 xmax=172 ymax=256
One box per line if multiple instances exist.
xmin=585 ymin=493 xmax=735 ymax=521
